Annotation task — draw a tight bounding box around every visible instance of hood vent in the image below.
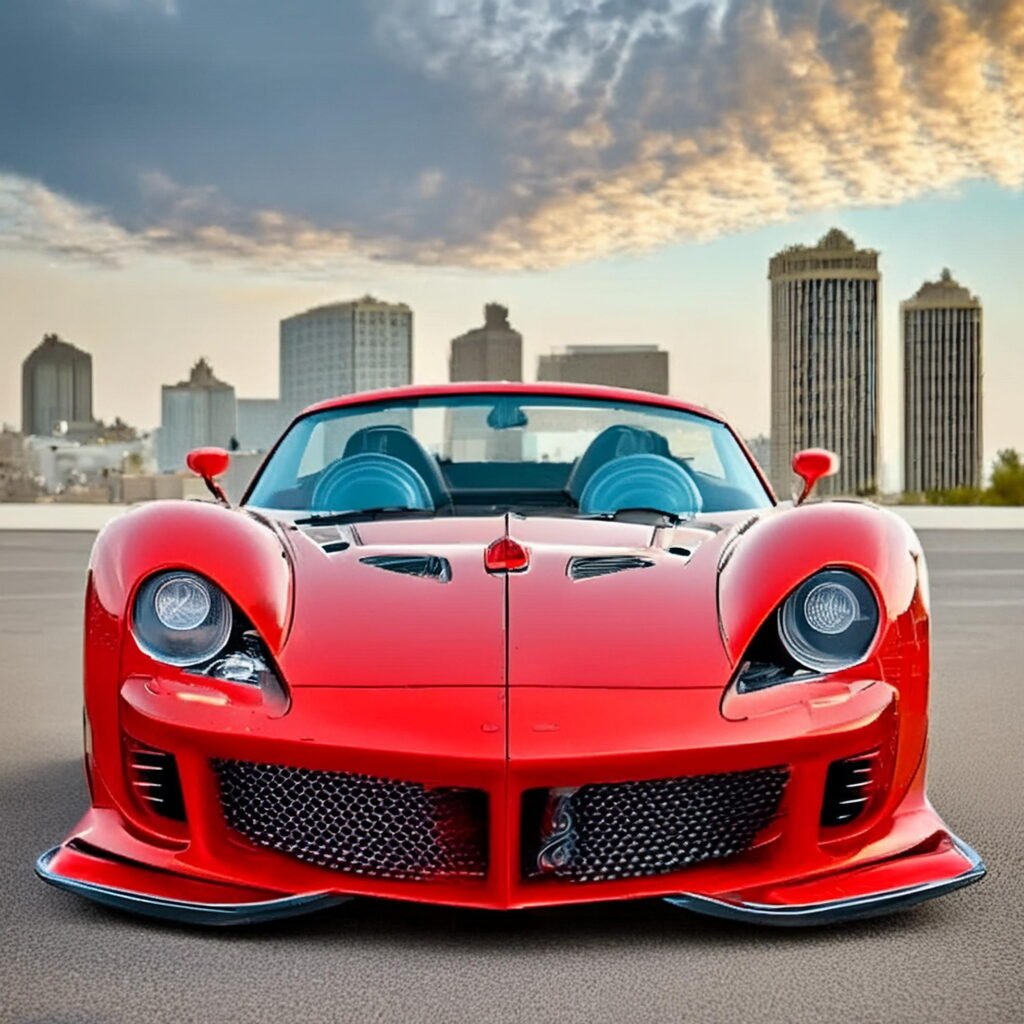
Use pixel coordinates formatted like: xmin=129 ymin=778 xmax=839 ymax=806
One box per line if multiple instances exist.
xmin=299 ymin=523 xmax=352 ymax=554
xmin=361 ymin=554 xmax=452 ymax=583
xmin=567 ymin=555 xmax=655 ymax=581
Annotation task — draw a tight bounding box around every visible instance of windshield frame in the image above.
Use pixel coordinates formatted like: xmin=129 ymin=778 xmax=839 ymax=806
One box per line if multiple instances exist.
xmin=240 ymin=383 xmax=777 ymax=511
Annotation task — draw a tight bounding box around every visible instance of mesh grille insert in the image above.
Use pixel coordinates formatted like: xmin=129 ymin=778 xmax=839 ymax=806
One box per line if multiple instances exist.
xmin=523 ymin=767 xmax=789 ymax=882
xmin=213 ymin=760 xmax=488 ymax=880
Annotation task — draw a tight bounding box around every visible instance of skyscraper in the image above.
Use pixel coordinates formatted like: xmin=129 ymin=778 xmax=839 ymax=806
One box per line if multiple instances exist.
xmin=536 ymin=345 xmax=669 ymax=394
xmin=449 ymin=303 xmax=523 ymax=381
xmin=158 ymin=358 xmax=237 ymax=471
xmin=21 ymin=333 xmax=95 ymax=438
xmin=236 ymin=398 xmax=286 ymax=453
xmin=769 ymin=228 xmax=880 ymax=498
xmin=279 ymin=296 xmax=413 ymax=414
xmin=902 ymin=269 xmax=983 ymax=494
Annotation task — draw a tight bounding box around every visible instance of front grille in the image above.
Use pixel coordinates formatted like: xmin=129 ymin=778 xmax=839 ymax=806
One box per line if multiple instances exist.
xmin=213 ymin=760 xmax=488 ymax=880
xmin=522 ymin=767 xmax=789 ymax=882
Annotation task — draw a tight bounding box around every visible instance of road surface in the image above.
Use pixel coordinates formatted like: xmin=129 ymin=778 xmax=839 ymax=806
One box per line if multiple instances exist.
xmin=1 ymin=530 xmax=1021 ymax=1024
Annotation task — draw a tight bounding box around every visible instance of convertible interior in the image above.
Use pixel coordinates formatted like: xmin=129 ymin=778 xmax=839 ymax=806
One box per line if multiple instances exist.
xmin=260 ymin=423 xmax=757 ymax=518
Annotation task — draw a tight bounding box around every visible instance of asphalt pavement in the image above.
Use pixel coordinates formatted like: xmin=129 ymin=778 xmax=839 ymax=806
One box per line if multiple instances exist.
xmin=1 ymin=529 xmax=1021 ymax=1024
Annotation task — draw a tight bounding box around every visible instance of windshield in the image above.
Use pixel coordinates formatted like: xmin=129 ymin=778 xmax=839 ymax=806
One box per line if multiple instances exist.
xmin=245 ymin=394 xmax=772 ymax=518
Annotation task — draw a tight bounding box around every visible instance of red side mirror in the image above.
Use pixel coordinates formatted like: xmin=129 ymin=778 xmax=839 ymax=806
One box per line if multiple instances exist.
xmin=186 ymin=447 xmax=230 ymax=503
xmin=792 ymin=448 xmax=839 ymax=505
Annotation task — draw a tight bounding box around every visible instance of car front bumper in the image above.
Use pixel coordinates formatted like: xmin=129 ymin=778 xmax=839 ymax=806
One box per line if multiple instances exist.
xmin=37 ymin=674 xmax=985 ymax=925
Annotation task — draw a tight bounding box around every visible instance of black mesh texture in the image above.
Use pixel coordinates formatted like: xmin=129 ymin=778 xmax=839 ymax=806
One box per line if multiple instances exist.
xmin=523 ymin=767 xmax=789 ymax=882
xmin=213 ymin=760 xmax=488 ymax=880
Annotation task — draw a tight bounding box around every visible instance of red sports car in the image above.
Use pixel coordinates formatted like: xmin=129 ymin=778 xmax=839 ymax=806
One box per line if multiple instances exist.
xmin=37 ymin=383 xmax=984 ymax=925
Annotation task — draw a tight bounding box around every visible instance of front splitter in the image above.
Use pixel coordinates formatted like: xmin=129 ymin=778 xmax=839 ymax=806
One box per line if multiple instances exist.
xmin=35 ymin=846 xmax=348 ymax=927
xmin=665 ymin=832 xmax=985 ymax=926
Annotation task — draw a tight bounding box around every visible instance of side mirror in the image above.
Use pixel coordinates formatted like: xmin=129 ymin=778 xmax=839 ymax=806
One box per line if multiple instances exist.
xmin=792 ymin=448 xmax=839 ymax=505
xmin=186 ymin=446 xmax=231 ymax=504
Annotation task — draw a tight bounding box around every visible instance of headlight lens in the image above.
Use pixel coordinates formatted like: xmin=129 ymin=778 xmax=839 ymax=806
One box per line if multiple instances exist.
xmin=778 ymin=569 xmax=878 ymax=673
xmin=802 ymin=580 xmax=859 ymax=635
xmin=132 ymin=571 xmax=232 ymax=666
xmin=154 ymin=575 xmax=212 ymax=631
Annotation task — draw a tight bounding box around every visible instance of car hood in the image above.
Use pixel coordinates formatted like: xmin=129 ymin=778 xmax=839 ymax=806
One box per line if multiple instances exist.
xmin=270 ymin=511 xmax=755 ymax=688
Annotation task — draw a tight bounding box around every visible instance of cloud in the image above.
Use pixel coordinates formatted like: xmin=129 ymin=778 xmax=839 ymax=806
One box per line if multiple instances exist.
xmin=0 ymin=172 xmax=367 ymax=277
xmin=0 ymin=176 xmax=133 ymax=267
xmin=375 ymin=0 xmax=1024 ymax=267
xmin=1 ymin=0 xmax=1023 ymax=272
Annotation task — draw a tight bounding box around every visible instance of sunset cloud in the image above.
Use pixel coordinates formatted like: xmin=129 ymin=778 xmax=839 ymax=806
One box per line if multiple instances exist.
xmin=1 ymin=0 xmax=1022 ymax=272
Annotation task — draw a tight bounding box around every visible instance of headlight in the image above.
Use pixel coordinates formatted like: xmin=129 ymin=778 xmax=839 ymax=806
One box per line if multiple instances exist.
xmin=132 ymin=571 xmax=232 ymax=667
xmin=778 ymin=569 xmax=878 ymax=673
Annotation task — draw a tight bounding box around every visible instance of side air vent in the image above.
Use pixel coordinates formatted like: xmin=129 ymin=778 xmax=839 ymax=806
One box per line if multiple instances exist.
xmin=821 ymin=750 xmax=881 ymax=827
xmin=567 ymin=555 xmax=654 ymax=581
xmin=361 ymin=554 xmax=452 ymax=583
xmin=125 ymin=738 xmax=186 ymax=821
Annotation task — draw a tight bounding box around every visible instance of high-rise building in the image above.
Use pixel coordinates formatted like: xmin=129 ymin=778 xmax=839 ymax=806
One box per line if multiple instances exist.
xmin=768 ymin=228 xmax=880 ymax=497
xmin=449 ymin=303 xmax=523 ymax=381
xmin=158 ymin=358 xmax=236 ymax=471
xmin=21 ymin=333 xmax=96 ymax=438
xmin=236 ymin=398 xmax=286 ymax=453
xmin=536 ymin=345 xmax=669 ymax=394
xmin=902 ymin=269 xmax=983 ymax=494
xmin=744 ymin=434 xmax=771 ymax=475
xmin=279 ymin=296 xmax=413 ymax=415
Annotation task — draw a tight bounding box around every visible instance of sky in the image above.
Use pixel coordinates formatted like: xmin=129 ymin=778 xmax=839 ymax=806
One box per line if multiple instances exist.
xmin=1 ymin=0 xmax=1022 ymax=489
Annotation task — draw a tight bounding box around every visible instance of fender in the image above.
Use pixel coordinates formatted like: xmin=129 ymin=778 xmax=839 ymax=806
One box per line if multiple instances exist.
xmin=717 ymin=501 xmax=930 ymax=811
xmin=717 ymin=502 xmax=923 ymax=666
xmin=89 ymin=501 xmax=292 ymax=654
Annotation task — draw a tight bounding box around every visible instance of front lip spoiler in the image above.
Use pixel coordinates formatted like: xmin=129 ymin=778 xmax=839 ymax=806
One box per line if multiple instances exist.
xmin=664 ymin=835 xmax=986 ymax=927
xmin=34 ymin=847 xmax=349 ymax=927
xmin=37 ymin=832 xmax=985 ymax=927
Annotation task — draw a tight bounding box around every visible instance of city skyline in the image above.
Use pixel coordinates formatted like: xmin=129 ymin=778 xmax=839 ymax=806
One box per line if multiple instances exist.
xmin=5 ymin=203 xmax=1014 ymax=493
xmin=4 ymin=197 xmax=1011 ymax=489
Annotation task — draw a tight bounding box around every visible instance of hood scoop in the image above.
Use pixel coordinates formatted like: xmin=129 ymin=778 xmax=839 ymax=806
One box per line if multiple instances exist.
xmin=360 ymin=554 xmax=452 ymax=583
xmin=297 ymin=523 xmax=352 ymax=553
xmin=567 ymin=555 xmax=655 ymax=581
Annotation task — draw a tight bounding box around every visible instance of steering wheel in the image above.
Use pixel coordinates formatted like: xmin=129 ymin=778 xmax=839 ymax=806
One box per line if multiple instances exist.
xmin=311 ymin=453 xmax=435 ymax=513
xmin=578 ymin=453 xmax=703 ymax=518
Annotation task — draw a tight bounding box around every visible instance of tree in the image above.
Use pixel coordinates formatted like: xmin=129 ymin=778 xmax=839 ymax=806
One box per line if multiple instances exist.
xmin=987 ymin=449 xmax=1024 ymax=506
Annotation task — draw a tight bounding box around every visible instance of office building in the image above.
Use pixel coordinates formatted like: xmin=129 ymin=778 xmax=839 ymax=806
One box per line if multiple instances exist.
xmin=536 ymin=345 xmax=669 ymax=394
xmin=280 ymin=296 xmax=413 ymax=415
xmin=236 ymin=398 xmax=287 ymax=453
xmin=449 ymin=303 xmax=523 ymax=381
xmin=768 ymin=228 xmax=880 ymax=497
xmin=744 ymin=434 xmax=770 ymax=475
xmin=902 ymin=269 xmax=983 ymax=494
xmin=21 ymin=333 xmax=96 ymax=438
xmin=158 ymin=358 xmax=236 ymax=472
